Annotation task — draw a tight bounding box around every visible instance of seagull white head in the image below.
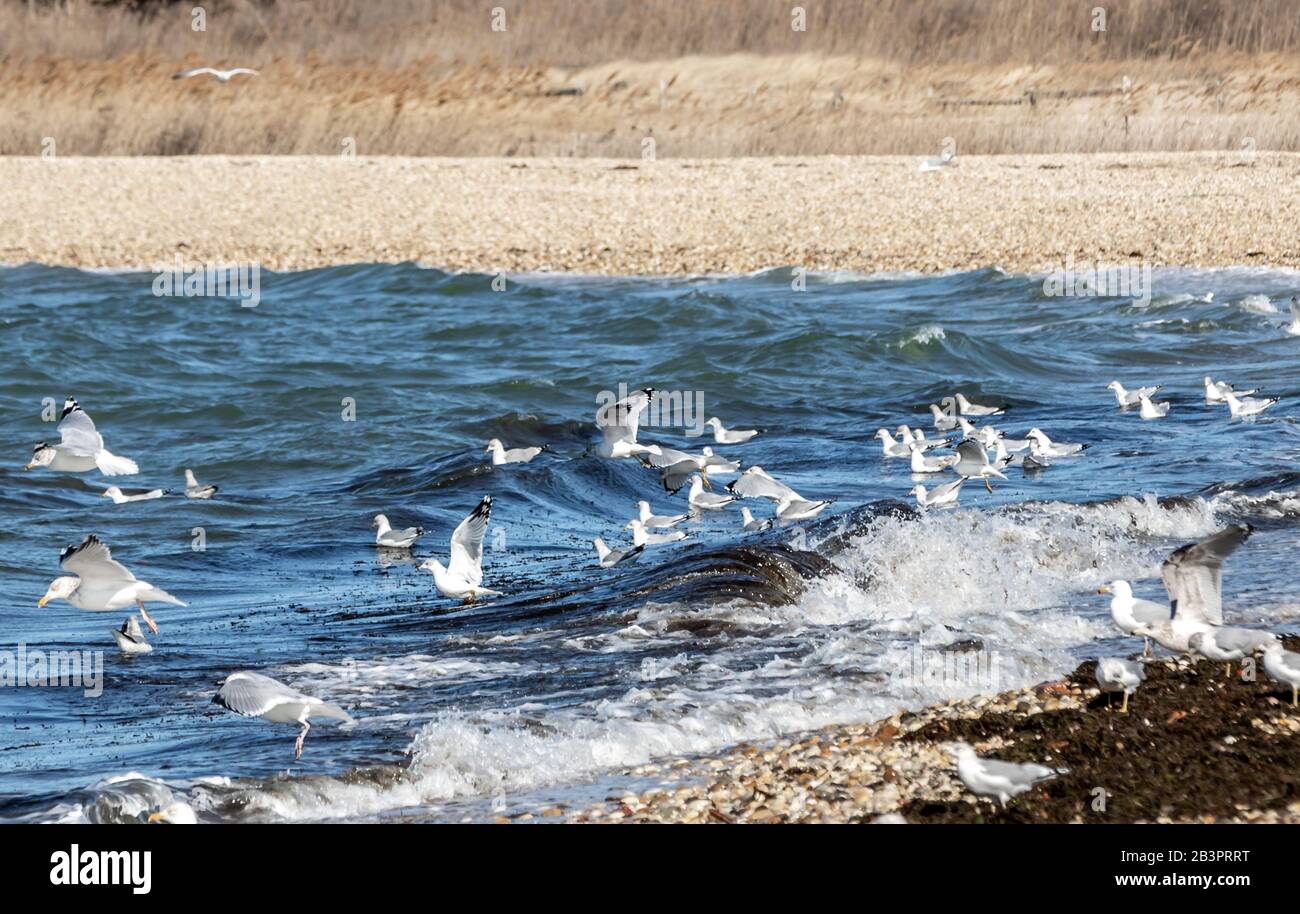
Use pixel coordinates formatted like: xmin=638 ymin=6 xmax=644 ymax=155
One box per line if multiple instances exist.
xmin=1097 ymin=580 xmax=1132 ymax=598
xmin=372 ymin=514 xmax=390 ymax=529
xmin=26 ymin=442 xmax=55 ymax=471
xmin=946 ymin=741 xmax=977 ymax=762
xmin=485 ymin=438 xmax=503 ymax=453
xmin=146 ymin=801 xmax=197 ymax=824
xmin=874 ymin=428 xmax=892 ymax=441
xmin=38 ymin=576 xmax=79 ymax=608
xmin=1106 ymin=381 xmax=1122 ymax=391
xmin=705 ymin=417 xmax=721 ymax=428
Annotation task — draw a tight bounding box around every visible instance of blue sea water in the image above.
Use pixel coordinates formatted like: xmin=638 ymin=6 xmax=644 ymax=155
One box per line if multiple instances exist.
xmin=1 ymin=262 xmax=1299 ymax=822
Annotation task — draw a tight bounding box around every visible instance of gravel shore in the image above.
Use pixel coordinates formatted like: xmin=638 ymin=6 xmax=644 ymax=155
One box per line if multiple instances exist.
xmin=562 ymin=638 xmax=1300 ymax=824
xmin=4 ymin=152 xmax=1298 ymax=275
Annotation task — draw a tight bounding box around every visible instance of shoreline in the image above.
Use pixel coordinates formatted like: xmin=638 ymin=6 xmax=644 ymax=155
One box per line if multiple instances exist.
xmin=3 ymin=152 xmax=1299 ymax=276
xmin=561 ymin=640 xmax=1300 ymax=824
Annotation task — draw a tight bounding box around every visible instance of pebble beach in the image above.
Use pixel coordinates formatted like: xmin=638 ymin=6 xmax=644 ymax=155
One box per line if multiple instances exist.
xmin=4 ymin=152 xmax=1299 ymax=275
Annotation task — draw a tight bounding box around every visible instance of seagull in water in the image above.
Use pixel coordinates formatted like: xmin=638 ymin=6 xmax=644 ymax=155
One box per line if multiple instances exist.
xmin=635 ymin=500 xmax=687 ymax=529
xmin=910 ymin=444 xmax=958 ymax=474
xmin=626 ymin=518 xmax=687 ymax=546
xmin=1107 ymin=380 xmax=1162 ymax=408
xmin=928 ymin=403 xmax=959 ymax=432
xmin=704 ymin=417 xmax=760 ymax=444
xmin=183 ymin=469 xmax=217 ymax=499
xmin=727 ymin=466 xmax=829 ymax=523
xmin=1222 ymin=388 xmax=1278 ymax=418
xmin=1025 ymin=428 xmax=1087 ymax=457
xmin=110 ymin=616 xmax=153 ymax=655
xmin=1190 ymin=628 xmax=1277 ymax=678
xmin=102 ymin=486 xmax=166 ymax=504
xmin=418 ymin=496 xmax=500 ymax=601
xmin=38 ymin=535 xmax=184 ymax=634
xmin=688 ymin=474 xmax=737 ymax=512
xmin=1094 ymin=658 xmax=1144 ymax=713
xmin=953 ymin=439 xmax=1007 ymax=493
xmin=213 ymin=671 xmax=352 ymax=760
xmin=173 ymin=67 xmax=259 ymax=83
xmin=952 ymin=393 xmax=1004 ymax=417
xmin=948 ymin=742 xmax=1066 ymax=806
xmin=1203 ymin=376 xmax=1258 ymax=404
xmin=1133 ymin=524 xmax=1253 ymax=653
xmin=1138 ymin=392 xmax=1170 ymax=419
xmin=592 ymin=538 xmax=644 ymax=567
xmin=1287 ymin=296 xmax=1300 ymax=336
xmin=875 ymin=429 xmax=914 ymax=458
xmin=595 ymin=388 xmax=661 ymax=459
xmin=27 ymin=398 xmax=138 ymax=476
xmin=372 ymin=514 xmax=423 ymax=549
xmin=908 ymin=478 xmax=965 ymax=509
xmin=485 ymin=438 xmax=543 ymax=465
xmin=740 ymin=507 xmax=772 ymax=531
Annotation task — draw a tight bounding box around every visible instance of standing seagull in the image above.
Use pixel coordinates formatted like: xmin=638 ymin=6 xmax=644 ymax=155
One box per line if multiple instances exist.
xmin=26 ymin=398 xmax=138 ymax=476
xmin=372 ymin=514 xmax=423 ymax=549
xmin=110 ymin=616 xmax=153 ymax=655
xmin=38 ymin=535 xmax=184 ymax=634
xmin=184 ymin=469 xmax=218 ymax=499
xmin=1262 ymin=642 xmax=1300 ymax=706
xmin=1133 ymin=524 xmax=1253 ymax=652
xmin=485 ymin=438 xmax=543 ymax=465
xmin=1098 ymin=580 xmax=1167 ymax=655
xmin=954 ymin=439 xmax=1006 ymax=493
xmin=213 ymin=671 xmax=352 ymax=760
xmin=418 ymin=496 xmax=499 ymax=601
xmin=704 ymin=417 xmax=760 ymax=444
xmin=949 ymin=742 xmax=1066 ymax=806
xmin=595 ymin=388 xmax=662 ymax=459
xmin=1094 ymin=658 xmax=1144 ymax=712
xmin=173 ymin=67 xmax=259 ymax=83
xmin=1190 ymin=628 xmax=1277 ymax=678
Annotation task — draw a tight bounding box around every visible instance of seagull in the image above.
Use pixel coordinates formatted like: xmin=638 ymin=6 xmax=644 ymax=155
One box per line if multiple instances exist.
xmin=1222 ymin=388 xmax=1278 ymax=418
xmin=372 ymin=514 xmax=423 ymax=549
xmin=953 ymin=439 xmax=1007 ymax=493
xmin=592 ymin=537 xmax=644 ymax=567
xmin=640 ymin=446 xmax=718 ymax=494
xmin=1287 ymin=296 xmax=1300 ymax=336
xmin=485 ymin=438 xmax=543 ymax=465
xmin=978 ymin=427 xmax=1029 ymax=453
xmin=626 ymin=518 xmax=687 ymax=546
xmin=595 ymin=388 xmax=661 ymax=459
xmin=102 ymin=486 xmax=166 ymax=504
xmin=1138 ymin=392 xmax=1170 ymax=419
xmin=1203 ymin=376 xmax=1258 ymax=404
xmin=1262 ymin=642 xmax=1300 ymax=706
xmin=688 ymin=474 xmax=736 ymax=512
xmin=1189 ymin=628 xmax=1277 ymax=678
xmin=417 ymin=496 xmax=500 ymax=601
xmin=635 ymin=500 xmax=687 ymax=529
xmin=1133 ymin=524 xmax=1253 ymax=653
xmin=38 ymin=535 xmax=184 ymax=634
xmin=1106 ymin=381 xmax=1162 ymax=408
xmin=699 ymin=447 xmax=740 ymax=476
xmin=919 ymin=149 xmax=955 ymax=172
xmin=173 ymin=67 xmax=259 ymax=83
xmin=740 ymin=507 xmax=772 ymax=531
xmin=110 ymin=616 xmax=152 ymax=655
xmin=704 ymin=417 xmax=759 ymax=444
xmin=213 ymin=671 xmax=352 ymax=760
xmin=1094 ymin=658 xmax=1144 ymax=712
xmin=910 ymin=444 xmax=958 ymax=474
xmin=1025 ymin=428 xmax=1086 ymax=457
xmin=726 ymin=466 xmax=828 ymax=522
xmin=953 ymin=393 xmax=1004 ymax=417
xmin=184 ymin=469 xmax=218 ymax=499
xmin=955 ymin=416 xmax=979 ymax=440
xmin=899 ymin=426 xmax=949 ymax=451
xmin=26 ymin=398 xmax=138 ymax=476
xmin=1098 ymin=580 xmax=1168 ymax=654
xmin=875 ymin=429 xmax=914 ymax=458
xmin=948 ymin=742 xmax=1066 ymax=806
xmin=928 ymin=403 xmax=959 ymax=431
xmin=908 ymin=477 xmax=965 ymax=508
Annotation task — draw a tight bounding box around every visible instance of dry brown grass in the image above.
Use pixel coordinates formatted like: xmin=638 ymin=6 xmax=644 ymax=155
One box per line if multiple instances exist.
xmin=3 ymin=0 xmax=1299 ymax=155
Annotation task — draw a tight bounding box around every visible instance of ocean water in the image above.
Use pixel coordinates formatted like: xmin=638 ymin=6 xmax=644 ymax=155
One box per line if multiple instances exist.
xmin=2 ymin=262 xmax=1300 ymax=823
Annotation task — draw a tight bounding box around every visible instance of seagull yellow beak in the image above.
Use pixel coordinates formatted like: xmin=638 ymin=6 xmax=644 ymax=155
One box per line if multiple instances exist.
xmin=1097 ymin=586 xmax=1111 ymax=594
xmin=24 ymin=462 xmax=33 ymax=471
xmin=37 ymin=595 xmax=49 ymax=608
xmin=147 ymin=811 xmax=165 ymax=823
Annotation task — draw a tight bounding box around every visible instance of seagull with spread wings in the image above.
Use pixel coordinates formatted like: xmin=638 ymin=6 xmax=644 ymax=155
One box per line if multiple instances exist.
xmin=1133 ymin=524 xmax=1253 ymax=652
xmin=418 ymin=496 xmax=500 ymax=601
xmin=173 ymin=67 xmax=259 ymax=83
xmin=595 ymin=387 xmax=662 ymax=459
xmin=726 ymin=466 xmax=830 ymax=523
xmin=38 ymin=535 xmax=185 ymax=634
xmin=213 ymin=671 xmax=352 ymax=760
xmin=26 ymin=398 xmax=139 ymax=476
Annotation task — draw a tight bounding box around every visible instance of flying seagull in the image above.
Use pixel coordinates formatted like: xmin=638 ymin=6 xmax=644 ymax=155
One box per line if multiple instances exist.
xmin=27 ymin=398 xmax=138 ymax=476
xmin=1133 ymin=524 xmax=1253 ymax=652
xmin=38 ymin=535 xmax=184 ymax=634
xmin=173 ymin=67 xmax=259 ymax=83
xmin=418 ymin=496 xmax=500 ymax=601
xmin=213 ymin=671 xmax=352 ymax=760
xmin=954 ymin=439 xmax=1006 ymax=493
xmin=595 ymin=388 xmax=661 ymax=459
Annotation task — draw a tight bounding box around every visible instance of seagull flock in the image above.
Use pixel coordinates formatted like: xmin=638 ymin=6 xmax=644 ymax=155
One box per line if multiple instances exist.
xmin=25 ymin=354 xmax=1300 ymax=806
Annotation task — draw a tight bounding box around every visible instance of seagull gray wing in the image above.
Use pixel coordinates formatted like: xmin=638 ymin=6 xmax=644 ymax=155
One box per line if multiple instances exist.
xmin=980 ymin=758 xmax=1059 ymax=785
xmin=596 ymin=388 xmax=654 ymax=448
xmin=213 ymin=671 xmax=307 ymax=717
xmin=955 ymin=439 xmax=990 ymax=467
xmin=727 ymin=468 xmax=800 ymax=502
xmin=60 ymin=535 xmax=136 ymax=583
xmin=448 ymin=496 xmax=492 ymax=584
xmin=57 ymin=408 xmax=104 ymax=456
xmin=1161 ymin=524 xmax=1252 ymax=625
